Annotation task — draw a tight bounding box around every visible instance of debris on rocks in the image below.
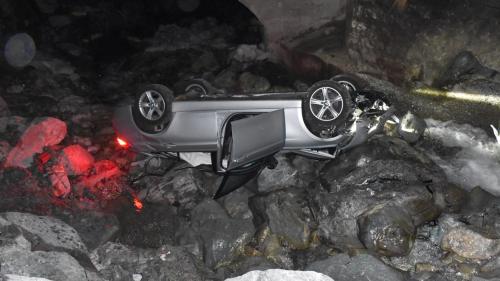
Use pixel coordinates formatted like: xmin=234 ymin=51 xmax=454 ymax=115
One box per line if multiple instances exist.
xmin=397 ymin=112 xmax=426 ymax=144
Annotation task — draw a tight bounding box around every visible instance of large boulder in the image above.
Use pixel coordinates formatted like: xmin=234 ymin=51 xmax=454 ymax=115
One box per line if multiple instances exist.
xmin=249 ymin=188 xmax=315 ymax=250
xmin=137 ymin=163 xmax=213 ymax=212
xmin=118 ymin=203 xmax=179 ymax=248
xmin=226 ymin=269 xmax=333 ymax=281
xmin=183 ymin=199 xmax=255 ymax=268
xmin=0 ymin=212 xmax=88 ymax=263
xmin=306 ymin=254 xmax=406 ymax=281
xmin=406 ymin=15 xmax=500 ymax=86
xmin=238 ymin=72 xmax=271 ymax=93
xmin=53 ymin=210 xmax=120 ymax=251
xmin=257 ymin=154 xmax=318 ymax=193
xmin=0 ymin=251 xmax=96 ymax=281
xmin=441 ymin=226 xmax=500 ymax=260
xmin=0 ymin=217 xmax=99 ymax=281
xmin=346 ymin=0 xmax=421 ymax=83
xmin=316 ymin=136 xmax=449 ymax=255
xmin=4 ymin=118 xmax=67 ymax=169
xmin=58 ymin=145 xmax=94 ymax=176
xmin=383 ymin=223 xmax=446 ymax=273
xmin=357 ymin=204 xmax=415 ymax=257
xmin=91 ymin=242 xmax=206 ymax=281
xmin=219 ymin=187 xmax=254 ymax=220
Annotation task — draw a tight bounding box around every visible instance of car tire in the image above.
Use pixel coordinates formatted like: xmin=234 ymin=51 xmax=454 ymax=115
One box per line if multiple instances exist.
xmin=184 ymin=79 xmax=209 ymax=98
xmin=330 ymin=73 xmax=367 ymax=95
xmin=302 ymin=80 xmax=352 ymax=138
xmin=132 ymin=84 xmax=174 ymax=134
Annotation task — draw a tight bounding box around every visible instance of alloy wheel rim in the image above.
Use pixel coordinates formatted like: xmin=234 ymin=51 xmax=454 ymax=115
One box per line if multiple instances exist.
xmin=138 ymin=90 xmax=166 ymax=121
xmin=309 ymin=86 xmax=344 ymax=121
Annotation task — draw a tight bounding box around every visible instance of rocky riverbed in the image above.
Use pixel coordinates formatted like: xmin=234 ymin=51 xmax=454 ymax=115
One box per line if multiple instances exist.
xmin=1 ymin=0 xmax=500 ymax=281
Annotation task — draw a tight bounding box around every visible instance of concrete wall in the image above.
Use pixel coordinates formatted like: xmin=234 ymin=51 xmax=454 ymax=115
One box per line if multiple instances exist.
xmin=239 ymin=0 xmax=347 ymax=43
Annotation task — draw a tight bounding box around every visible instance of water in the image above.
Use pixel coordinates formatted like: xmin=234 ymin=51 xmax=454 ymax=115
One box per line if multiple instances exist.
xmin=422 ymin=119 xmax=500 ymax=195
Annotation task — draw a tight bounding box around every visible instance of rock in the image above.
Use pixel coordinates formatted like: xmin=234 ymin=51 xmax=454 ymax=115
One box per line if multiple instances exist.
xmin=59 ymin=145 xmax=94 ymax=176
xmin=34 ymin=0 xmax=59 ymax=13
xmin=214 ymin=67 xmax=239 ymax=90
xmin=462 ymin=186 xmax=500 ymax=214
xmin=0 ymin=250 xmax=94 ymax=281
xmin=56 ymin=96 xmax=88 ymax=115
xmin=397 ymin=112 xmax=426 ymax=144
xmin=0 ymin=97 xmax=9 ymax=117
xmin=233 ymin=44 xmax=269 ymax=63
xmin=249 ymin=188 xmax=315 ymax=250
xmin=285 ymin=81 xmax=304 ymax=93
xmin=239 ymin=72 xmax=270 ymax=92
xmin=317 ymin=180 xmax=440 ymax=252
xmin=219 ymin=187 xmax=254 ymax=220
xmin=473 ymin=277 xmax=500 ymax=281
xmin=4 ymin=33 xmax=36 ymax=68
xmin=0 ymin=141 xmax=11 ymax=163
xmin=187 ymin=199 xmax=255 ymax=268
xmin=191 ymin=51 xmax=219 ymax=72
xmin=118 ymin=203 xmax=179 ymax=248
xmin=257 ymin=154 xmax=317 ymax=193
xmin=464 ymin=190 xmax=500 ymax=238
xmin=479 ymin=256 xmax=500 ymax=279
xmin=54 ymin=210 xmax=120 ymax=251
xmin=226 ymin=269 xmax=334 ymax=281
xmin=347 ymin=0 xmax=418 ymax=82
xmin=4 ymin=118 xmax=67 ymax=169
xmin=0 ymin=212 xmax=88 ymax=262
xmin=1 ymin=275 xmax=54 ymax=281
xmin=0 ymin=219 xmax=97 ymax=280
xmin=407 ymin=15 xmax=500 ymax=85
xmin=383 ymin=223 xmax=445 ymax=272
xmin=48 ymin=162 xmax=71 ymax=197
xmin=441 ymin=226 xmax=500 ymax=260
xmin=138 ymin=164 xmax=210 ymax=211
xmin=358 ymin=204 xmax=415 ymax=256
xmin=320 ymin=135 xmax=441 ymax=193
xmin=77 ymin=160 xmax=123 ymax=198
xmin=91 ymin=242 xmax=205 ymax=281
xmin=317 ymin=156 xmax=443 ymax=252
xmin=0 ymin=116 xmax=28 ymax=142
xmin=440 ymin=184 xmax=467 ymax=213
xmin=306 ymin=254 xmax=406 ymax=281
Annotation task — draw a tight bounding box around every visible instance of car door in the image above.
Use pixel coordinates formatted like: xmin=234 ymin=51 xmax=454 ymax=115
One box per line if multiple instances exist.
xmin=225 ymin=109 xmax=286 ymax=170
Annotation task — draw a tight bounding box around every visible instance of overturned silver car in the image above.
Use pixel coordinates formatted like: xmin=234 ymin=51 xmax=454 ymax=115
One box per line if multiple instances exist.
xmin=113 ymin=75 xmax=396 ymax=198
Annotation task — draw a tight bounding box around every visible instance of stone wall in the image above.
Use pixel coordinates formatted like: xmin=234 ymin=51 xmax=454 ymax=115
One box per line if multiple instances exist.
xmin=239 ymin=0 xmax=347 ymax=43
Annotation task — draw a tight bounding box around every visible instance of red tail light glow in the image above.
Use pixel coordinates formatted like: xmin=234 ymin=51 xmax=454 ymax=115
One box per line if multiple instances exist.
xmin=116 ymin=137 xmax=129 ymax=148
xmin=133 ymin=197 xmax=143 ymax=212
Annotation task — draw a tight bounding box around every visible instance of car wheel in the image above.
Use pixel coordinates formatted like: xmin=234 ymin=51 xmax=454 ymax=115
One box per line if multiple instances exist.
xmin=302 ymin=80 xmax=353 ymax=138
xmin=184 ymin=80 xmax=209 ymax=98
xmin=132 ymin=84 xmax=174 ymax=134
xmin=330 ymin=74 xmax=366 ymax=95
